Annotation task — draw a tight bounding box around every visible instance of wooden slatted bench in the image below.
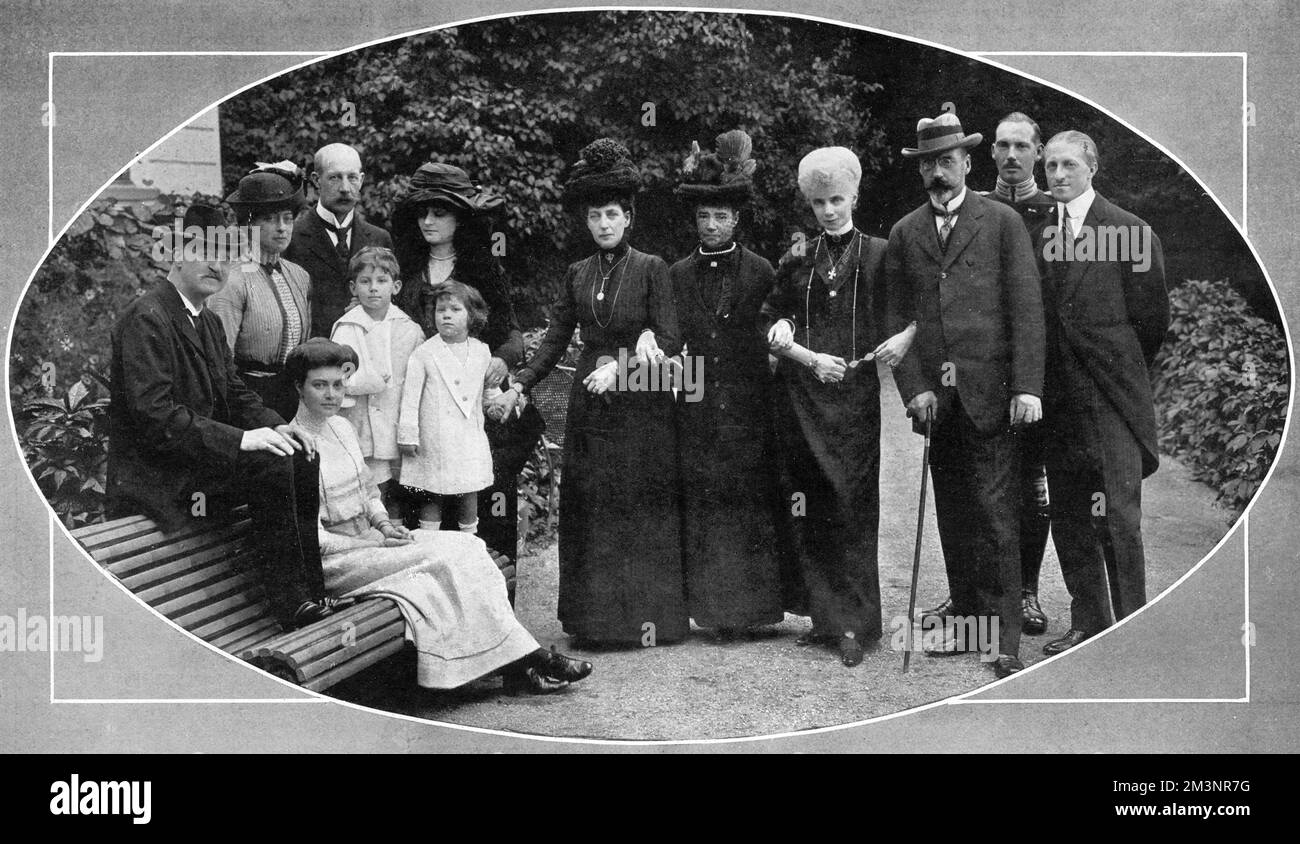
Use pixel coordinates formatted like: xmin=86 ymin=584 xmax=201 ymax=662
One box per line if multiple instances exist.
xmin=71 ymin=508 xmax=512 ymax=693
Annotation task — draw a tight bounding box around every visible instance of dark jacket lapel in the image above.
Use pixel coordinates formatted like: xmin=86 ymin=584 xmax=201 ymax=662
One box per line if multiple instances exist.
xmin=941 ymin=192 xmax=986 ymax=270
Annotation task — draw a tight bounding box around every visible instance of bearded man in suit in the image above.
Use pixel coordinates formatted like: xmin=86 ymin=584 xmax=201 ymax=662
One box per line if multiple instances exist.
xmin=1035 ymin=130 xmax=1169 ymax=656
xmin=284 ymin=142 xmax=394 ymax=338
xmin=888 ymin=110 xmax=1046 ymax=678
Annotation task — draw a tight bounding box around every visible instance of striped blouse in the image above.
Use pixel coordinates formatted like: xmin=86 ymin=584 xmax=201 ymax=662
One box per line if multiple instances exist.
xmin=208 ymin=259 xmax=312 ymax=367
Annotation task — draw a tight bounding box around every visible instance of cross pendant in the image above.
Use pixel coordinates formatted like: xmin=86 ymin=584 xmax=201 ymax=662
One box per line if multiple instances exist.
xmin=827 ymin=268 xmax=837 ymax=280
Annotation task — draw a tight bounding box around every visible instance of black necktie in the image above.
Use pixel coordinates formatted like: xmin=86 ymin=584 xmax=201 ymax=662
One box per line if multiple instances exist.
xmin=322 ymin=219 xmax=352 ymax=264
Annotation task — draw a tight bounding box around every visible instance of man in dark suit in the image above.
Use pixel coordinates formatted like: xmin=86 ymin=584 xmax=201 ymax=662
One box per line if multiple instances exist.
xmin=108 ymin=206 xmax=336 ymax=630
xmin=1035 ymin=131 xmax=1169 ymax=656
xmin=284 ymin=142 xmax=393 ymax=338
xmin=889 ymin=110 xmax=1046 ymax=678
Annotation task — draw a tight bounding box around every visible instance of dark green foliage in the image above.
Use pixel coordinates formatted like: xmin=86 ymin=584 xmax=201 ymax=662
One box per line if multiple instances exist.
xmin=1153 ymin=279 xmax=1290 ymax=513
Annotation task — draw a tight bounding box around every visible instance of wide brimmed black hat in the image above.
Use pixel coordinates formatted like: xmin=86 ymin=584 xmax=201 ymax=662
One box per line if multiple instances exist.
xmin=396 ymin=162 xmax=506 ymax=217
xmin=224 ymin=164 xmax=305 ymax=213
xmin=562 ymin=138 xmax=641 ymax=209
xmin=675 ymin=129 xmax=758 ymax=207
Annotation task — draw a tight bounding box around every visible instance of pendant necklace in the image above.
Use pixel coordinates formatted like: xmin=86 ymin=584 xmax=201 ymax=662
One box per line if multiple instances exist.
xmin=591 ymin=252 xmax=628 ymax=329
xmin=804 ymin=234 xmax=861 ymax=361
xmin=821 ymin=230 xmax=857 ymax=292
xmin=595 ymin=251 xmax=628 ymax=302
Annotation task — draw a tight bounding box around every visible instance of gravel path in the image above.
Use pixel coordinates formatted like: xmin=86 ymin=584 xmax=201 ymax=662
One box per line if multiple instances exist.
xmin=330 ymin=365 xmax=1232 ymax=742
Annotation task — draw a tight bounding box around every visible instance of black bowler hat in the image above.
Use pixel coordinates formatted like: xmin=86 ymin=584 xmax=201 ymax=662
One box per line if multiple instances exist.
xmin=175 ymin=204 xmax=242 ymax=259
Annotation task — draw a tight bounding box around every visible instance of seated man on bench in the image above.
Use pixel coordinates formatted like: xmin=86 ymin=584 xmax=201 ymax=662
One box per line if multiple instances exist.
xmin=107 ymin=204 xmax=336 ymax=631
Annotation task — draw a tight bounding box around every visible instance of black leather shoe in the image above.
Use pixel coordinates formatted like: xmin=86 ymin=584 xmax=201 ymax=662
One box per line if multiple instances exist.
xmin=1022 ymin=591 xmax=1048 ymax=635
xmin=915 ymin=595 xmax=956 ymax=621
xmin=291 ymin=600 xmax=334 ymax=629
xmin=795 ymin=631 xmax=836 ymax=647
xmin=1043 ymin=629 xmax=1092 ymax=656
xmin=840 ymin=634 xmax=865 ymax=667
xmin=539 ymin=647 xmax=593 ymax=684
xmin=991 ymin=655 xmax=1025 ymax=679
xmin=503 ymin=667 xmax=569 ymax=695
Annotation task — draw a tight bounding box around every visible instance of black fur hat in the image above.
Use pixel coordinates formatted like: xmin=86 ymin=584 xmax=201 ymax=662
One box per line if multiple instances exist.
xmin=562 ymin=138 xmax=641 ymax=209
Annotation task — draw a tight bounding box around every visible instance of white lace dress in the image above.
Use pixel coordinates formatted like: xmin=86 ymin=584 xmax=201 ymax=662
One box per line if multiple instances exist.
xmin=298 ymin=411 xmax=539 ymax=688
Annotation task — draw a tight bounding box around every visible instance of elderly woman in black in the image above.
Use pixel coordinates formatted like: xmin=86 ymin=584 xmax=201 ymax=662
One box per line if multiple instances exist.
xmin=209 ymin=163 xmax=312 ymax=420
xmin=390 ymin=163 xmax=539 ymax=564
xmin=761 ymin=146 xmax=915 ymax=667
xmin=494 ymin=139 xmax=687 ymax=646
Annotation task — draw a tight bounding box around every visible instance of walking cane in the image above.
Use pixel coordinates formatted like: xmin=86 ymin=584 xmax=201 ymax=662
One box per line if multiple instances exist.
xmin=903 ymin=406 xmax=933 ymax=672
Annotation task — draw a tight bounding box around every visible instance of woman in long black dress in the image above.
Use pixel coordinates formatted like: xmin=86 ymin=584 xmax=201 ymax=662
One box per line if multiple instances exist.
xmin=495 ymin=139 xmax=687 ymax=646
xmin=761 ymin=146 xmax=914 ymax=666
xmin=390 ymin=163 xmax=542 ymax=564
xmin=668 ymin=131 xmax=785 ymax=637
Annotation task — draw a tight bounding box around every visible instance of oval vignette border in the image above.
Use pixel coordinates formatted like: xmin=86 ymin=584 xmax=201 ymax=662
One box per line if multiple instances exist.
xmin=10 ymin=6 xmax=1292 ymax=745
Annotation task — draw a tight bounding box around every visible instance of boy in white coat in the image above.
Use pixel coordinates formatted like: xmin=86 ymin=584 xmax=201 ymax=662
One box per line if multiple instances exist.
xmin=331 ymin=247 xmax=426 ymax=519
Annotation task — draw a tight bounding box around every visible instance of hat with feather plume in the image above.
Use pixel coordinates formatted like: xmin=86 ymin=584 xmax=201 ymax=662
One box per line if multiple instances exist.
xmin=676 ymin=129 xmax=757 ymax=207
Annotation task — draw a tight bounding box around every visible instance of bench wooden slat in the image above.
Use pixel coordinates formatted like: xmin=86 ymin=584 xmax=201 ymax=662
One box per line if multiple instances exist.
xmin=211 ymin=617 xmax=283 ymax=653
xmin=253 ymin=600 xmax=397 ymax=654
xmin=266 ymin=607 xmax=404 ymax=667
xmin=302 ymin=639 xmax=409 ymax=692
xmin=74 ymin=511 xmax=416 ymax=692
xmin=183 ymin=597 xmax=270 ymax=641
xmin=293 ymin=620 xmax=408 ymax=681
xmin=129 ymin=549 xmax=259 ymax=602
xmin=151 ymin=570 xmax=262 ymax=620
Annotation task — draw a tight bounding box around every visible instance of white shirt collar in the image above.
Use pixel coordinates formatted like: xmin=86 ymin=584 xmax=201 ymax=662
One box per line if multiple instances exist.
xmin=315 ymin=201 xmax=354 ymax=230
xmin=167 ymin=275 xmax=205 ymax=317
xmin=936 ymin=187 xmax=967 ymax=215
xmin=824 ymin=220 xmax=855 ymax=237
xmin=1061 ymin=187 xmax=1096 ymax=223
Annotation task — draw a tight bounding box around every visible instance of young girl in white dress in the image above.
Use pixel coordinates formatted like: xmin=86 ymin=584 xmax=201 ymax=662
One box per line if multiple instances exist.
xmin=398 ymin=280 xmax=495 ymax=533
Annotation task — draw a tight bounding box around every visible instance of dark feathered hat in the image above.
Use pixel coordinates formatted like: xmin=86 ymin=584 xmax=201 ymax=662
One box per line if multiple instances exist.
xmin=224 ymin=160 xmax=306 ymax=214
xmin=562 ymin=138 xmax=641 ymax=208
xmin=675 ymin=129 xmax=757 ymax=207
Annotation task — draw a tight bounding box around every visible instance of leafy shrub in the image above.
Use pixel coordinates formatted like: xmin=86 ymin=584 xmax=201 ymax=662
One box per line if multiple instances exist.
xmin=1153 ymin=278 xmax=1290 ymax=513
xmin=16 ymin=388 xmax=112 ymax=529
xmin=11 ymin=192 xmax=221 ymax=526
xmin=514 ymin=327 xmax=584 ymax=551
xmin=218 ymin=11 xmax=889 ymax=327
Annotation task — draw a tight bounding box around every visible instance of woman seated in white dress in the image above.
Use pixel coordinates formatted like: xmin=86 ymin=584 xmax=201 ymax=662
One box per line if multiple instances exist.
xmin=287 ymin=338 xmax=591 ymax=694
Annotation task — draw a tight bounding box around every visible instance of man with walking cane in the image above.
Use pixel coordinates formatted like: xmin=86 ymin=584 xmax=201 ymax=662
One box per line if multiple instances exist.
xmin=887 ymin=109 xmax=1046 ymax=678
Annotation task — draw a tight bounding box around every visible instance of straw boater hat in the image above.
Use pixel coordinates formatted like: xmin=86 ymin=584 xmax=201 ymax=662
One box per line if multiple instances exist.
xmin=797 ymin=146 xmax=862 ymax=199
xmin=900 ymin=111 xmax=983 ymax=158
xmin=562 ymin=138 xmax=641 ymax=209
xmin=675 ymin=129 xmax=757 ymax=207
